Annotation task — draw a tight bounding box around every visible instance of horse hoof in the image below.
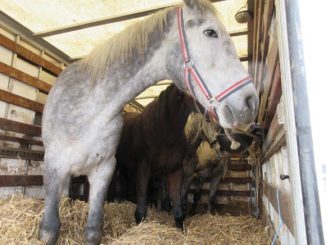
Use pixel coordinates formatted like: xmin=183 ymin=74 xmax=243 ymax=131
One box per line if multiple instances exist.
xmin=38 ymin=222 xmax=60 ymax=245
xmin=135 ymin=211 xmax=146 ymax=224
xmin=85 ymin=226 xmax=103 ymax=245
xmin=208 ymin=202 xmax=217 ymax=214
xmin=174 ymin=216 xmax=184 ymax=229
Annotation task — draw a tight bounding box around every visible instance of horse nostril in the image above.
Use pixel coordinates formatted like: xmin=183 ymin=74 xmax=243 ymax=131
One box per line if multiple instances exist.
xmin=223 ymin=105 xmax=235 ymax=124
xmin=245 ymin=95 xmax=257 ymax=114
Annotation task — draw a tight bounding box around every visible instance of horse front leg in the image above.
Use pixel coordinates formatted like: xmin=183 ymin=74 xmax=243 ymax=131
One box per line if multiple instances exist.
xmin=85 ymin=157 xmax=116 ymax=245
xmin=39 ymin=156 xmax=70 ymax=245
xmin=181 ymin=156 xmax=197 ymax=215
xmin=135 ymin=160 xmax=150 ymax=224
xmin=167 ymin=168 xmax=184 ymax=229
xmin=208 ymin=164 xmax=226 ymax=213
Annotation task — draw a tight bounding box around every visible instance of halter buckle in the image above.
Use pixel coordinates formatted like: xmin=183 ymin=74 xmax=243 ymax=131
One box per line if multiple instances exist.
xmin=209 ymin=97 xmax=218 ymax=105
xmin=183 ymin=59 xmax=194 ymax=69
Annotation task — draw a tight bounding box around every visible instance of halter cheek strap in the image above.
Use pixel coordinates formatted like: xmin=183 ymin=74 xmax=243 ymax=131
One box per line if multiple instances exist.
xmin=176 ymin=7 xmax=252 ymax=117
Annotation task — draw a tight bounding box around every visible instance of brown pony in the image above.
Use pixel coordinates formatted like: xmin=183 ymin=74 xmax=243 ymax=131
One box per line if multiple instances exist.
xmin=116 ymin=84 xmax=196 ymax=228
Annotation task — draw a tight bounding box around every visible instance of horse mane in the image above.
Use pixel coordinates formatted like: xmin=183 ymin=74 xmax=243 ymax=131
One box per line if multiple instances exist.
xmin=193 ymin=0 xmax=219 ymax=16
xmin=81 ymin=7 xmax=173 ymax=83
xmin=81 ymin=0 xmax=218 ymax=83
xmin=146 ymin=84 xmax=184 ymax=121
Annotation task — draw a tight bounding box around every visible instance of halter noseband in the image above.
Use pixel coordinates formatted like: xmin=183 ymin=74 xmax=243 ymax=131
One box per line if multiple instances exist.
xmin=176 ymin=7 xmax=252 ymax=116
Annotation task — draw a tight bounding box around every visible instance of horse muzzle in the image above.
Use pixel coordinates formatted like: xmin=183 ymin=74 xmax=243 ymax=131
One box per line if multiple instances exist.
xmin=221 ymin=89 xmax=259 ymax=130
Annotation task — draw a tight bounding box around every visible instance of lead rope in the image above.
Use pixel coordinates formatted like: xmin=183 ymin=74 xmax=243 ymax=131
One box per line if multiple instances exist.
xmin=272 ymin=189 xmax=284 ymax=244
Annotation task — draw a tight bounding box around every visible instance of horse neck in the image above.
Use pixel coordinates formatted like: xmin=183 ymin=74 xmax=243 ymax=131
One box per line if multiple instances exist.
xmin=107 ymin=14 xmax=180 ymax=113
xmin=186 ymin=113 xmax=206 ymax=149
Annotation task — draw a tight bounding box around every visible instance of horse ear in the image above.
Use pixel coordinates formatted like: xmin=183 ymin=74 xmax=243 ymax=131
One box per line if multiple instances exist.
xmin=183 ymin=0 xmax=197 ymax=8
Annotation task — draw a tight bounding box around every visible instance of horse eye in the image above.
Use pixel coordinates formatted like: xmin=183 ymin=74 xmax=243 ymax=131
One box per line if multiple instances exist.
xmin=203 ymin=29 xmax=218 ymax=38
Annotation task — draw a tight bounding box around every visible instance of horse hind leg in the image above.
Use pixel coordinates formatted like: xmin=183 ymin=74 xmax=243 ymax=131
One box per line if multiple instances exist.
xmin=167 ymin=169 xmax=184 ymax=229
xmin=39 ymin=157 xmax=70 ymax=245
xmin=85 ymin=157 xmax=116 ymax=245
xmin=135 ymin=160 xmax=150 ymax=224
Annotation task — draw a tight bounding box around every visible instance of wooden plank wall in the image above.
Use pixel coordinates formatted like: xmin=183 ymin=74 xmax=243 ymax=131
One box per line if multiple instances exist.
xmin=0 ymin=26 xmax=144 ymax=198
xmin=0 ymin=27 xmax=63 ymax=197
xmin=252 ymin=0 xmax=295 ymax=243
xmin=189 ymin=159 xmax=254 ymax=205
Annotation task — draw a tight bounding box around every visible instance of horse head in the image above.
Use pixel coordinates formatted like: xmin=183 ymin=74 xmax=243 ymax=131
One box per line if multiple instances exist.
xmin=167 ymin=0 xmax=259 ymax=131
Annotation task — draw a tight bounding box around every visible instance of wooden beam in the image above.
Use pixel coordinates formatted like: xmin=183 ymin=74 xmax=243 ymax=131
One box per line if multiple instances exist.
xmin=263 ymin=182 xmax=294 ymax=234
xmin=247 ymin=0 xmax=255 ymax=74
xmin=135 ymin=95 xmax=157 ymax=100
xmin=262 ymin=111 xmax=283 ymax=153
xmin=0 ymin=134 xmax=43 ymax=146
xmin=261 ymin=0 xmax=275 ymax=63
xmin=253 ymin=0 xmax=275 ymax=99
xmin=0 ymin=33 xmax=62 ymax=76
xmin=239 ymin=56 xmax=249 ymax=62
xmin=152 ymin=81 xmax=172 ymax=86
xmin=261 ymin=111 xmax=286 ymax=162
xmin=189 ymin=189 xmax=251 ymax=197
xmin=202 ymin=176 xmax=252 ymax=184
xmin=253 ymin=0 xmax=265 ymax=88
xmin=257 ymin=36 xmax=279 ymax=124
xmin=128 ymin=101 xmax=144 ymax=111
xmin=0 ymin=118 xmax=41 ymax=136
xmin=34 ymin=4 xmax=175 ymax=38
xmin=0 ymin=61 xmax=51 ymax=93
xmin=265 ymin=63 xmax=282 ymax=129
xmin=228 ymin=164 xmax=252 ymax=171
xmin=0 ymin=147 xmax=44 ymax=161
xmin=254 ymin=0 xmax=274 ymax=99
xmin=229 ymin=30 xmax=248 ymax=37
xmin=33 ymin=0 xmax=226 ymax=38
xmin=0 ymin=11 xmax=71 ymax=64
xmin=222 ymin=177 xmax=252 ymax=184
xmin=216 ymin=190 xmax=251 ymax=197
xmin=0 ymin=175 xmax=43 ymax=187
xmin=261 ymin=131 xmax=286 ymax=162
xmin=0 ymin=89 xmax=44 ymax=113
xmin=0 ymin=175 xmax=86 ymax=187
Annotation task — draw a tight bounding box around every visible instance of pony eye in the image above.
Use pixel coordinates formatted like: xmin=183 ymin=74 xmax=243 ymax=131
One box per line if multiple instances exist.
xmin=203 ymin=29 xmax=218 ymax=38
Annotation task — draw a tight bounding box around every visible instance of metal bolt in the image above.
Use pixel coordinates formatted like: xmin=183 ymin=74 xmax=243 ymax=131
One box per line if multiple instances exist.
xmin=280 ymin=174 xmax=290 ymax=180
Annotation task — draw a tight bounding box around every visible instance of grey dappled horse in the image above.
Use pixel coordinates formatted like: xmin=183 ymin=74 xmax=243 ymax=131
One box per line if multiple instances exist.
xmin=39 ymin=0 xmax=258 ymax=244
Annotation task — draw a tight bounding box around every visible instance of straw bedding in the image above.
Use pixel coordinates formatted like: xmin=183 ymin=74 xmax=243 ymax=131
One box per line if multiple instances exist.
xmin=0 ymin=195 xmax=270 ymax=244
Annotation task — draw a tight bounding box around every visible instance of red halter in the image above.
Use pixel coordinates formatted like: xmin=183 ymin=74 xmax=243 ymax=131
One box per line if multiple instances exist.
xmin=176 ymin=7 xmax=252 ymax=116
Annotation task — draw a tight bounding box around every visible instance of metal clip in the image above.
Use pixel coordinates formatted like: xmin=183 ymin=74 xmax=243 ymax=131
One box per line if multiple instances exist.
xmin=184 ymin=59 xmax=194 ymax=69
xmin=208 ymin=97 xmax=218 ymax=105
